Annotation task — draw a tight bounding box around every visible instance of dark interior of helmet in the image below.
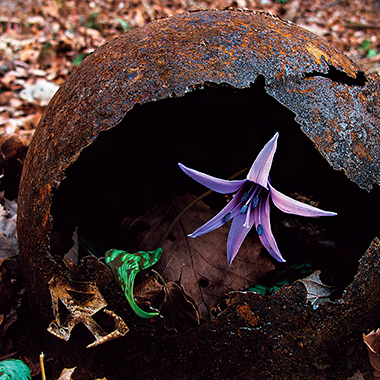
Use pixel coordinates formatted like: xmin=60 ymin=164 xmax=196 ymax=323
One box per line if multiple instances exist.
xmin=50 ymin=75 xmax=380 ymax=298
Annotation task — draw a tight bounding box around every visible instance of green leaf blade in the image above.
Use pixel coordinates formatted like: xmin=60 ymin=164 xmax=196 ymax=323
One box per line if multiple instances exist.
xmin=105 ymin=248 xmax=162 ymax=318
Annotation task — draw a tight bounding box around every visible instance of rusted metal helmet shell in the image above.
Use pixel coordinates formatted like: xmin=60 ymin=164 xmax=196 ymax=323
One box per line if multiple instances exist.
xmin=17 ymin=9 xmax=380 ymax=379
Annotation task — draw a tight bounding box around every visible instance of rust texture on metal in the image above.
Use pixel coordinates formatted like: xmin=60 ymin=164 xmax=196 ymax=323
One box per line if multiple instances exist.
xmin=33 ymin=238 xmax=380 ymax=379
xmin=16 ymin=9 xmax=380 ymax=379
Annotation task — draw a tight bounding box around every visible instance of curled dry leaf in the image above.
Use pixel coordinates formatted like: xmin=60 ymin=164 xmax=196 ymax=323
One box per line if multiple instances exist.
xmin=296 ymin=270 xmax=334 ymax=307
xmin=364 ymin=328 xmax=380 ymax=378
xmin=57 ymin=367 xmax=76 ymax=380
xmin=125 ymin=193 xmax=275 ymax=320
xmin=47 ymin=275 xmax=128 ymax=348
xmin=159 ymin=282 xmax=200 ymax=333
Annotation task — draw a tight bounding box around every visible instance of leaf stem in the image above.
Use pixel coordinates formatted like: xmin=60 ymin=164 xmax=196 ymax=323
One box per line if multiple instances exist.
xmin=158 ymin=166 xmax=250 ymax=247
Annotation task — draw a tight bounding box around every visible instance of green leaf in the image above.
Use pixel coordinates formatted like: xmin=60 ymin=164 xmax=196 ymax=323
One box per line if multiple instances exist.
xmin=359 ymin=40 xmax=371 ymax=51
xmin=367 ymin=49 xmax=378 ymax=58
xmin=115 ymin=17 xmax=131 ymax=33
xmin=0 ymin=359 xmax=31 ymax=380
xmin=72 ymin=53 xmax=90 ymax=66
xmin=105 ymin=248 xmax=162 ymax=318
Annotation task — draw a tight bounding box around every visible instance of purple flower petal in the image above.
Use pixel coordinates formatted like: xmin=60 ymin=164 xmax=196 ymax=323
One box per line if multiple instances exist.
xmin=188 ymin=188 xmax=245 ymax=238
xmin=254 ymin=194 xmax=285 ymax=262
xmin=226 ymin=212 xmax=254 ymax=266
xmin=247 ymin=133 xmax=279 ymax=189
xmin=178 ymin=163 xmax=245 ymax=194
xmin=269 ymin=184 xmax=337 ymax=217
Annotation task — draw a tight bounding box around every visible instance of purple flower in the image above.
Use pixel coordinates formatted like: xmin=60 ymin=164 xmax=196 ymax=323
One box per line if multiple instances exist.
xmin=179 ymin=133 xmax=337 ymax=266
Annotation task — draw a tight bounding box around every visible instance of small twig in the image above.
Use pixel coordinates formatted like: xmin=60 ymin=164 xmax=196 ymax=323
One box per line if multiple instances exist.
xmin=345 ymin=23 xmax=380 ymax=30
xmin=151 ymin=269 xmax=167 ymax=286
xmin=158 ymin=166 xmax=250 ymax=247
xmin=40 ymin=352 xmax=46 ymax=380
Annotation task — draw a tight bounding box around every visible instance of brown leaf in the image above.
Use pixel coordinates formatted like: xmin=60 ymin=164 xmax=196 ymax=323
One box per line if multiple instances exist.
xmin=346 ymin=370 xmax=365 ymax=380
xmin=0 ymin=200 xmax=18 ymax=263
xmin=364 ymin=328 xmax=380 ymax=378
xmin=126 ymin=193 xmax=275 ymax=320
xmin=134 ymin=275 xmax=164 ymax=310
xmin=159 ymin=281 xmax=200 ymax=332
xmin=57 ymin=367 xmax=76 ymax=380
xmin=22 ymin=356 xmax=41 ymax=377
xmin=296 ymin=270 xmax=334 ymax=307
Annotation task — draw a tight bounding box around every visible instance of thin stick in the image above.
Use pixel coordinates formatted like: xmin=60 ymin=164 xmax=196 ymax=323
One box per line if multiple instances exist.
xmin=40 ymin=352 xmax=46 ymax=380
xmin=158 ymin=166 xmax=250 ymax=247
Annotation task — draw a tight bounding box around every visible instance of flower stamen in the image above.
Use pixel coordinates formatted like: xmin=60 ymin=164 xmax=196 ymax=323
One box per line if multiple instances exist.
xmin=240 ymin=192 xmax=250 ymax=203
xmin=224 ymin=212 xmax=232 ymax=223
xmin=240 ymin=205 xmax=248 ymax=214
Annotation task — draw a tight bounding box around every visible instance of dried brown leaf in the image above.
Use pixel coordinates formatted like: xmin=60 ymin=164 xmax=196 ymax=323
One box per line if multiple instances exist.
xmin=57 ymin=367 xmax=76 ymax=380
xmin=296 ymin=270 xmax=334 ymax=306
xmin=346 ymin=370 xmax=365 ymax=380
xmin=134 ymin=275 xmax=164 ymax=309
xmin=364 ymin=328 xmax=380 ymax=378
xmin=159 ymin=281 xmax=200 ymax=332
xmin=126 ymin=193 xmax=275 ymax=320
xmin=0 ymin=200 xmax=18 ymax=264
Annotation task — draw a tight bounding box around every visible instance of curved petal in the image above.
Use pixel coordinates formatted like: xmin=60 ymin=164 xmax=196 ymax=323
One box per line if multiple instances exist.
xmin=188 ymin=188 xmax=245 ymax=238
xmin=269 ymin=184 xmax=337 ymax=217
xmin=247 ymin=133 xmax=279 ymax=189
xmin=226 ymin=211 xmax=254 ymax=266
xmin=179 ymin=163 xmax=246 ymax=194
xmin=254 ymin=194 xmax=285 ymax=262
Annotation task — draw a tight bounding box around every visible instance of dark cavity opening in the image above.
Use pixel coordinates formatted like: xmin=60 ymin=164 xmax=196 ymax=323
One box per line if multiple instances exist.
xmin=305 ymin=65 xmax=367 ymax=86
xmin=50 ymin=75 xmax=380 ymax=298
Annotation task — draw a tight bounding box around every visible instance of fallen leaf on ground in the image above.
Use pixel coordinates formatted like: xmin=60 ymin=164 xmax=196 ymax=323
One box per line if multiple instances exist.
xmin=19 ymin=79 xmax=59 ymax=106
xmin=125 ymin=194 xmax=275 ymax=320
xmin=346 ymin=370 xmax=365 ymax=380
xmin=134 ymin=275 xmax=164 ymax=312
xmin=364 ymin=328 xmax=380 ymax=378
xmin=296 ymin=270 xmax=334 ymax=307
xmin=48 ymin=275 xmax=128 ymax=348
xmin=57 ymin=367 xmax=76 ymax=380
xmin=159 ymin=281 xmax=200 ymax=332
xmin=0 ymin=198 xmax=18 ymax=276
xmin=21 ymin=356 xmax=40 ymax=377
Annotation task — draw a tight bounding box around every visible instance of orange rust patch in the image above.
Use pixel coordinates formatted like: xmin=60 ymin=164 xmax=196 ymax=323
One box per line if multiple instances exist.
xmin=305 ymin=42 xmax=357 ymax=78
xmin=33 ymin=184 xmax=52 ymax=212
xmin=305 ymin=43 xmax=326 ymax=66
xmin=236 ymin=304 xmax=259 ymax=327
xmin=353 ymin=142 xmax=371 ymax=161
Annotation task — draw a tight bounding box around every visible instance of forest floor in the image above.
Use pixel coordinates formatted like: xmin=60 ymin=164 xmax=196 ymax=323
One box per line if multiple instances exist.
xmin=1 ymin=0 xmax=380 ymax=378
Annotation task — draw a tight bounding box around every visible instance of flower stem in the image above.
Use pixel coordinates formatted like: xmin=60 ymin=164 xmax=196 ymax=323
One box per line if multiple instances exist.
xmin=158 ymin=166 xmax=250 ymax=247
